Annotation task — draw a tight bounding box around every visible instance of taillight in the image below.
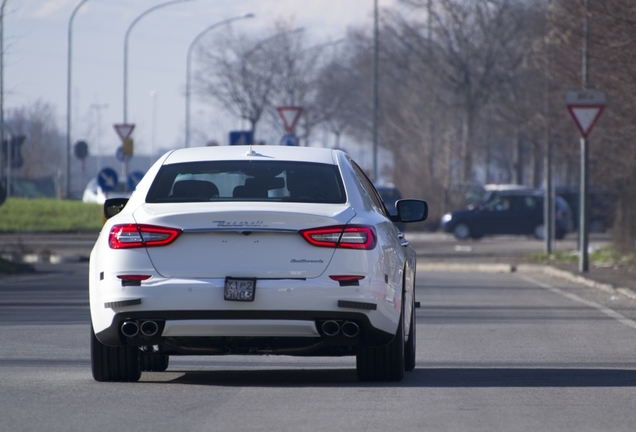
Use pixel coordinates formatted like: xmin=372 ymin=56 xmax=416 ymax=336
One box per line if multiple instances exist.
xmin=300 ymin=225 xmax=376 ymax=250
xmin=109 ymin=224 xmax=182 ymax=249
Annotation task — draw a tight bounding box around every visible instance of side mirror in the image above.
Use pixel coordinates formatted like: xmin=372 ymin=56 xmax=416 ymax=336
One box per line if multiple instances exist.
xmin=103 ymin=198 xmax=129 ymax=220
xmin=394 ymin=199 xmax=428 ymax=223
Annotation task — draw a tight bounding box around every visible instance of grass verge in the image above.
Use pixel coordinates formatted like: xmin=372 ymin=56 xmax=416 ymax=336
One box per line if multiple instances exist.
xmin=528 ymin=246 xmax=636 ymax=269
xmin=0 ymin=198 xmax=103 ymax=232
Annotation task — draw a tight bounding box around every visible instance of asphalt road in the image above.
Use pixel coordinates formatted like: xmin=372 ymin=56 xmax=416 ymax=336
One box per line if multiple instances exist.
xmin=2 ymin=262 xmax=636 ymax=431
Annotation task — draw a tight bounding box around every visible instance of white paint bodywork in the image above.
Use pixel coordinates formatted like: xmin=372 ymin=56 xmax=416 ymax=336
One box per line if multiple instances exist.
xmin=89 ymin=146 xmax=415 ymax=348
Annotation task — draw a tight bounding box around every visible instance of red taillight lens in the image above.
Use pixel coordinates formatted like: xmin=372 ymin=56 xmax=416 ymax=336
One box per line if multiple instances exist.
xmin=300 ymin=225 xmax=376 ymax=250
xmin=109 ymin=224 xmax=182 ymax=249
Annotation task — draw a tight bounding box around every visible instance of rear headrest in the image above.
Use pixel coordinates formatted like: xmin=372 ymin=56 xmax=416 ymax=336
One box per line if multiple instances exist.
xmin=233 ymin=178 xmax=268 ymax=198
xmin=172 ymin=180 xmax=219 ymax=199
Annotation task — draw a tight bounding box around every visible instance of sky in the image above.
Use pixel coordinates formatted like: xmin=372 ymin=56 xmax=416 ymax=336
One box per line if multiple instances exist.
xmin=4 ymin=0 xmax=402 ymax=171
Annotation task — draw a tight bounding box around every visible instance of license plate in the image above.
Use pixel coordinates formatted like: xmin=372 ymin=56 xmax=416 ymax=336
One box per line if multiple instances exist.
xmin=224 ymin=278 xmax=256 ymax=302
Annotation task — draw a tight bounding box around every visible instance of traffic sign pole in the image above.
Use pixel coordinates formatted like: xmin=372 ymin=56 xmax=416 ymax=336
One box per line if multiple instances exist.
xmin=113 ymin=123 xmax=135 ymax=191
xmin=565 ymin=89 xmax=605 ymax=273
xmin=580 ymin=136 xmax=589 ymax=272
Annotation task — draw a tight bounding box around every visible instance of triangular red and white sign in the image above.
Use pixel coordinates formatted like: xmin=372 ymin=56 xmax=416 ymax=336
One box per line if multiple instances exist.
xmin=567 ymin=105 xmax=604 ymax=139
xmin=565 ymin=89 xmax=606 ymax=138
xmin=113 ymin=123 xmax=135 ymax=142
xmin=277 ymin=106 xmax=303 ymax=133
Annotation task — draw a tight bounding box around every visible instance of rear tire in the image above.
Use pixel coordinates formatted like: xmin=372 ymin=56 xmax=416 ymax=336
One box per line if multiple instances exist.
xmin=404 ymin=298 xmax=416 ymax=372
xmin=356 ymin=307 xmax=406 ymax=382
xmin=91 ymin=326 xmax=141 ymax=382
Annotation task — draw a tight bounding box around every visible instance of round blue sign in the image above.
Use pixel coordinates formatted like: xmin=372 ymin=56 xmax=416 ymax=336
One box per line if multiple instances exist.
xmin=280 ymin=133 xmax=299 ymax=146
xmin=115 ymin=146 xmax=130 ymax=162
xmin=127 ymin=171 xmax=145 ymax=191
xmin=97 ymin=167 xmax=118 ymax=192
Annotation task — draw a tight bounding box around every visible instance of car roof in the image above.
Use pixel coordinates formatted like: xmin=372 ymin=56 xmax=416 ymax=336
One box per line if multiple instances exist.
xmin=162 ymin=145 xmax=341 ymax=165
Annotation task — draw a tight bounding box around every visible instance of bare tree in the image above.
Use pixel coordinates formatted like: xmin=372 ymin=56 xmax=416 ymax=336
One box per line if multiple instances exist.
xmin=195 ymin=29 xmax=287 ymax=141
xmin=543 ymin=0 xmax=636 ymax=252
xmin=4 ymin=100 xmax=64 ymax=179
xmin=428 ymin=0 xmax=533 ymax=182
xmin=315 ymin=53 xmax=361 ymax=148
xmin=265 ymin=22 xmax=326 ymax=145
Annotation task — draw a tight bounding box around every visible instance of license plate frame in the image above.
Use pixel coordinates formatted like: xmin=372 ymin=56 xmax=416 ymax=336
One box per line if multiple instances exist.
xmin=224 ymin=277 xmax=256 ymax=302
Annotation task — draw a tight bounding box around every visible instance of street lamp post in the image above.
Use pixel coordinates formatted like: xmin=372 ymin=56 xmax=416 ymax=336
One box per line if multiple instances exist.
xmin=372 ymin=0 xmax=379 ymax=182
xmin=123 ymin=0 xmax=195 ymax=123
xmin=66 ymin=0 xmax=90 ymax=199
xmin=185 ymin=13 xmax=254 ymax=148
xmin=1 ymin=0 xmax=8 ymax=188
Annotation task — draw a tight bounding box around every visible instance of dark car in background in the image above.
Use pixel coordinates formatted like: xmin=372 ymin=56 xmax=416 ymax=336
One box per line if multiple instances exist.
xmin=556 ymin=186 xmax=616 ymax=233
xmin=440 ymin=188 xmax=574 ymax=240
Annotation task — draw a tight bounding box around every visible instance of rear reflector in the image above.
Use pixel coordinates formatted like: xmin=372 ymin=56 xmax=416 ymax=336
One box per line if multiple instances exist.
xmin=329 ymin=275 xmax=365 ymax=282
xmin=117 ymin=275 xmax=152 ymax=281
xmin=300 ymin=225 xmax=376 ymax=250
xmin=109 ymin=224 xmax=182 ymax=249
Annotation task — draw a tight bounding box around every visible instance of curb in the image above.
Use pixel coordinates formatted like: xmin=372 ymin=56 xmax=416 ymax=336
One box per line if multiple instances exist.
xmin=417 ymin=262 xmax=636 ymax=301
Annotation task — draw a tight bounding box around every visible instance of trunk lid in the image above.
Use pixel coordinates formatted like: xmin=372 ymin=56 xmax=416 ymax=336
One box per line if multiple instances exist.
xmin=132 ymin=202 xmax=355 ymax=279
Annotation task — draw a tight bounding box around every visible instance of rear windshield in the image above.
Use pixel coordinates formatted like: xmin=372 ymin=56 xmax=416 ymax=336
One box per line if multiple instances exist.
xmin=146 ymin=160 xmax=346 ymax=204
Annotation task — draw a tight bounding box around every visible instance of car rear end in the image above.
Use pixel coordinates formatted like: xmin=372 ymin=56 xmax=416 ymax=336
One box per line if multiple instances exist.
xmin=89 ymin=147 xmax=402 ymax=358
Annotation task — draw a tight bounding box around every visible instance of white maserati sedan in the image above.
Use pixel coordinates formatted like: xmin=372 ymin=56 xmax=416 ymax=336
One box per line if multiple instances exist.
xmin=89 ymin=145 xmax=428 ymax=382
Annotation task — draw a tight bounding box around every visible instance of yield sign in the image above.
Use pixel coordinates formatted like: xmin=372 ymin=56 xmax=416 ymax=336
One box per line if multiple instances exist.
xmin=565 ymin=90 xmax=606 ymax=138
xmin=113 ymin=123 xmax=135 ymax=142
xmin=276 ymin=106 xmax=303 ymax=133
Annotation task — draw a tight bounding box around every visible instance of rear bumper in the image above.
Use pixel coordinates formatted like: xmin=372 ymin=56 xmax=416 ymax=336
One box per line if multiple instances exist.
xmin=95 ymin=310 xmax=394 ymax=354
xmin=90 ymin=277 xmax=400 ymax=351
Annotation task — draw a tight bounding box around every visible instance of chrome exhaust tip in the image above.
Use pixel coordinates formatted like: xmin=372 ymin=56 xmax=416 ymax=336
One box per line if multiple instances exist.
xmin=121 ymin=321 xmax=139 ymax=337
xmin=321 ymin=320 xmax=341 ymax=337
xmin=140 ymin=320 xmax=159 ymax=337
xmin=341 ymin=321 xmax=360 ymax=338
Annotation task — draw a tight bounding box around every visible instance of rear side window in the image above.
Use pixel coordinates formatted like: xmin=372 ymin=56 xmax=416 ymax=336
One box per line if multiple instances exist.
xmin=146 ymin=160 xmax=346 ymax=204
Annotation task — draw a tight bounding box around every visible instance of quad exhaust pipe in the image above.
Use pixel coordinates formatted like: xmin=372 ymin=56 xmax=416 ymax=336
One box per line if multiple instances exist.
xmin=121 ymin=321 xmax=139 ymax=337
xmin=140 ymin=320 xmax=159 ymax=337
xmin=121 ymin=320 xmax=159 ymax=338
xmin=341 ymin=321 xmax=360 ymax=338
xmin=321 ymin=320 xmax=360 ymax=338
xmin=321 ymin=320 xmax=340 ymax=337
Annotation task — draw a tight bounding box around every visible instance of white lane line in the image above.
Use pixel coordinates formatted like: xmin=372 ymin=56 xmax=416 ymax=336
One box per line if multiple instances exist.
xmin=520 ymin=274 xmax=636 ymax=331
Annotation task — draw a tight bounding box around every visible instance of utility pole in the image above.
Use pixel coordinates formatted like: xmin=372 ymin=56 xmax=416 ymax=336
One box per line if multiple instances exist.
xmin=544 ymin=0 xmax=554 ymax=254
xmin=0 ymin=0 xmax=8 ymax=193
xmin=67 ymin=0 xmax=91 ymax=199
xmin=579 ymin=0 xmax=589 ymax=272
xmin=372 ymin=0 xmax=379 ymax=182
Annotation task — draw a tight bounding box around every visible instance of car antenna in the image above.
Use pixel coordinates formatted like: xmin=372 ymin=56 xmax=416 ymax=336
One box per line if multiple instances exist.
xmin=246 ymin=145 xmax=256 ymax=156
